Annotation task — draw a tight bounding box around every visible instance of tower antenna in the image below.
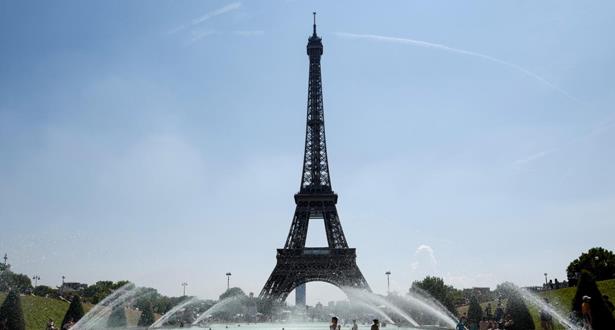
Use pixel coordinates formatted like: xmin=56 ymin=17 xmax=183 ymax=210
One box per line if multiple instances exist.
xmin=313 ymin=12 xmax=317 ymax=35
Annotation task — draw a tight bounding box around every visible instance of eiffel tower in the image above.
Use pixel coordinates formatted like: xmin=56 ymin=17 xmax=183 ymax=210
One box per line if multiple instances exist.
xmin=259 ymin=14 xmax=370 ymax=302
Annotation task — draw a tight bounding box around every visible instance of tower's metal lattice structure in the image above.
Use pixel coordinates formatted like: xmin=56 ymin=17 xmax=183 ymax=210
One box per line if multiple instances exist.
xmin=259 ymin=15 xmax=370 ymax=302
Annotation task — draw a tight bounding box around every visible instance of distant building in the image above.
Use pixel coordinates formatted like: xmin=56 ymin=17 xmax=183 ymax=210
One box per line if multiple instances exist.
xmin=296 ymin=284 xmax=306 ymax=306
xmin=59 ymin=282 xmax=87 ymax=295
xmin=463 ymin=287 xmax=493 ymax=302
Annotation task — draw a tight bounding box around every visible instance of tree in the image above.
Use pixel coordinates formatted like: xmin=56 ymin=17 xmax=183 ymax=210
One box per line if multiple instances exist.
xmin=107 ymin=306 xmax=127 ymax=328
xmin=505 ymin=291 xmax=535 ymax=330
xmin=411 ymin=276 xmax=460 ymax=315
xmin=467 ymin=295 xmax=483 ymax=327
xmin=137 ymin=300 xmax=155 ymax=327
xmin=0 ymin=271 xmax=32 ymax=293
xmin=219 ymin=287 xmax=247 ymax=301
xmin=567 ymin=247 xmax=615 ymax=283
xmin=61 ymin=295 xmax=85 ymax=328
xmin=33 ymin=285 xmax=57 ymax=297
xmin=0 ymin=290 xmax=26 ymax=330
xmin=571 ymin=270 xmax=615 ymax=329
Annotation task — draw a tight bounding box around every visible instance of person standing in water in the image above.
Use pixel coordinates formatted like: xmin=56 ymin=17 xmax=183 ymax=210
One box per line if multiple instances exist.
xmin=330 ymin=317 xmax=341 ymax=330
xmin=351 ymin=320 xmax=358 ymax=330
xmin=370 ymin=319 xmax=380 ymax=330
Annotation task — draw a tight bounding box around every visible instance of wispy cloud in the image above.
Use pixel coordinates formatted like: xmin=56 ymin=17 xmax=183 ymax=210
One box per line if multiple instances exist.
xmin=335 ymin=32 xmax=579 ymax=103
xmin=513 ymin=113 xmax=615 ymax=167
xmin=233 ymin=30 xmax=265 ymax=37
xmin=513 ymin=148 xmax=558 ymax=166
xmin=187 ymin=30 xmax=216 ymax=45
xmin=168 ymin=2 xmax=242 ymax=35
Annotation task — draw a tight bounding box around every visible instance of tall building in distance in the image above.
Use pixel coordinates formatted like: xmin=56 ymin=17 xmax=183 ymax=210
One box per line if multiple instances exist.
xmin=295 ymin=283 xmax=306 ymax=306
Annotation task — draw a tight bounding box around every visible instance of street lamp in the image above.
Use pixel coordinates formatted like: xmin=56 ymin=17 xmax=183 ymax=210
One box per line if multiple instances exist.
xmin=385 ymin=271 xmax=391 ymax=295
xmin=181 ymin=282 xmax=188 ymax=296
xmin=32 ymin=275 xmax=40 ymax=287
xmin=544 ymin=273 xmax=548 ymax=286
xmin=226 ymin=272 xmax=232 ymax=290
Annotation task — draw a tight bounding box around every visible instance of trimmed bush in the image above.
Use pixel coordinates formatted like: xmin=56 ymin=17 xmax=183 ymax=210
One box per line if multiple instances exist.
xmin=0 ymin=290 xmax=26 ymax=330
xmin=137 ymin=300 xmax=155 ymax=327
xmin=61 ymin=295 xmax=85 ymax=328
xmin=107 ymin=306 xmax=127 ymax=328
xmin=505 ymin=291 xmax=535 ymax=330
xmin=572 ymin=270 xmax=615 ymax=329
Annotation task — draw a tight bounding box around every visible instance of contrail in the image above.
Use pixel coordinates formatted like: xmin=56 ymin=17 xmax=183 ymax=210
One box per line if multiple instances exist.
xmin=167 ymin=2 xmax=242 ymax=35
xmin=336 ymin=32 xmax=579 ymax=103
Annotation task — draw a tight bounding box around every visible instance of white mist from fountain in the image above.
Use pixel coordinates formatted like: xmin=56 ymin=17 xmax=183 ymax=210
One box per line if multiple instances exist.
xmin=351 ymin=299 xmax=396 ymax=324
xmin=403 ymin=288 xmax=458 ymax=329
xmin=149 ymin=296 xmax=200 ymax=328
xmin=343 ymin=287 xmax=420 ymax=327
xmin=72 ymin=283 xmax=140 ymax=330
xmin=192 ymin=294 xmax=246 ymax=325
xmin=514 ymin=287 xmax=580 ymax=330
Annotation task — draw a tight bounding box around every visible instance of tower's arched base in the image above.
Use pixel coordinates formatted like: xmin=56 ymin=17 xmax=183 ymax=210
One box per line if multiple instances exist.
xmin=259 ymin=248 xmax=370 ymax=302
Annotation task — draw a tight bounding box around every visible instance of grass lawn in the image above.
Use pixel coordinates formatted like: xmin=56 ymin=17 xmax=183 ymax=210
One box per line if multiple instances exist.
xmin=457 ymin=279 xmax=615 ymax=329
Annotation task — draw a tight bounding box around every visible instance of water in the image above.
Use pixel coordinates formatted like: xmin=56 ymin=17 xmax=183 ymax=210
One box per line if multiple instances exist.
xmin=153 ymin=322 xmax=424 ymax=330
xmin=514 ymin=287 xmax=580 ymax=330
xmin=73 ymin=284 xmax=459 ymax=329
xmin=72 ymin=283 xmax=141 ymax=329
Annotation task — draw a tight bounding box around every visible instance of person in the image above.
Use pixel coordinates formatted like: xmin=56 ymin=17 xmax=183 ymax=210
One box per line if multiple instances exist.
xmin=494 ymin=303 xmax=504 ymax=323
xmin=581 ymin=296 xmax=592 ymax=329
xmin=604 ymin=295 xmax=615 ymax=314
xmin=485 ymin=303 xmax=493 ymax=320
xmin=554 ymin=278 xmax=560 ymax=289
xmin=351 ymin=320 xmax=358 ymax=330
xmin=479 ymin=317 xmax=489 ymax=330
xmin=47 ymin=318 xmax=57 ymax=330
xmin=539 ymin=299 xmax=554 ymax=330
xmin=548 ymin=279 xmax=554 ymax=290
xmin=502 ymin=314 xmax=514 ymax=330
xmin=330 ymin=317 xmax=341 ymax=330
xmin=370 ymin=319 xmax=380 ymax=330
xmin=456 ymin=316 xmax=467 ymax=330
xmin=63 ymin=318 xmax=75 ymax=330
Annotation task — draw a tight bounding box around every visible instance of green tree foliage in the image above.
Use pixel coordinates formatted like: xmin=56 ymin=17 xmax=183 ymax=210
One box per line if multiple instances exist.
xmin=467 ymin=295 xmax=483 ymax=326
xmin=505 ymin=291 xmax=535 ymax=330
xmin=572 ymin=270 xmax=615 ymax=329
xmin=411 ymin=276 xmax=460 ymax=315
xmin=33 ymin=285 xmax=57 ymax=297
xmin=0 ymin=290 xmax=26 ymax=330
xmin=82 ymin=280 xmax=130 ymax=304
xmin=0 ymin=271 xmax=32 ymax=293
xmin=567 ymin=247 xmax=615 ymax=283
xmin=410 ymin=276 xmax=463 ymax=315
xmin=107 ymin=306 xmax=127 ymax=328
xmin=137 ymin=300 xmax=155 ymax=327
xmin=61 ymin=295 xmax=85 ymax=328
xmin=219 ymin=287 xmax=247 ymax=301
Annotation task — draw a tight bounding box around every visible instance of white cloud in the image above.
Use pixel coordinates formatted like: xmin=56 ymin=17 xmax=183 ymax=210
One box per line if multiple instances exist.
xmin=411 ymin=244 xmax=438 ymax=277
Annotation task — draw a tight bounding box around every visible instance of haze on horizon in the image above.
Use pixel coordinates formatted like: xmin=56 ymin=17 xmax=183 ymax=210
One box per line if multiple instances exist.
xmin=1 ymin=1 xmax=614 ymax=305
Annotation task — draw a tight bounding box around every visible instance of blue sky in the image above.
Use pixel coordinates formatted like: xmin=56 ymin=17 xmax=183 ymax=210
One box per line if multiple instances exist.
xmin=1 ymin=1 xmax=614 ymax=304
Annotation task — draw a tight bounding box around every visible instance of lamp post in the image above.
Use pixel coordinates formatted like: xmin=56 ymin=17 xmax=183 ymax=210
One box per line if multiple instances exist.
xmin=226 ymin=272 xmax=232 ymax=290
xmin=182 ymin=282 xmax=188 ymax=296
xmin=385 ymin=271 xmax=391 ymax=295
xmin=60 ymin=275 xmax=66 ymax=295
xmin=544 ymin=273 xmax=548 ymax=286
xmin=33 ymin=275 xmax=40 ymax=287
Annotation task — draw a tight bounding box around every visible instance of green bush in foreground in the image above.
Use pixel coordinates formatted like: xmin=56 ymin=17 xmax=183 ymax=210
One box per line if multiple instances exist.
xmin=0 ymin=290 xmax=26 ymax=330
xmin=61 ymin=295 xmax=85 ymax=328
